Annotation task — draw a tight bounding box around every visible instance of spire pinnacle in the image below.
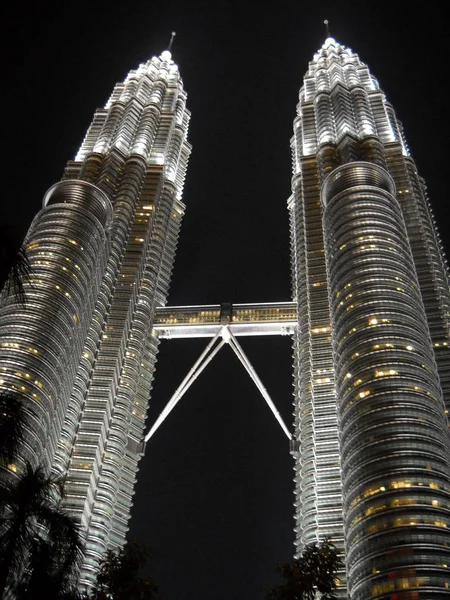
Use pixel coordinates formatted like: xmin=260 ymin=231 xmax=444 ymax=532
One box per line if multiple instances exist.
xmin=324 ymin=19 xmax=330 ymax=38
xmin=168 ymin=31 xmax=176 ymax=52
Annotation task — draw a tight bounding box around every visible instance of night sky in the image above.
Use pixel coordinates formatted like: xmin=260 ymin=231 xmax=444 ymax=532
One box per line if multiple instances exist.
xmin=2 ymin=1 xmax=449 ymax=598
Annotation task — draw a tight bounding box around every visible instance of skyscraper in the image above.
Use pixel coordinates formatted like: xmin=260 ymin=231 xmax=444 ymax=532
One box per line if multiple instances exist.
xmin=1 ymin=33 xmax=450 ymax=600
xmin=289 ymin=37 xmax=450 ymax=597
xmin=0 ymin=48 xmax=191 ymax=585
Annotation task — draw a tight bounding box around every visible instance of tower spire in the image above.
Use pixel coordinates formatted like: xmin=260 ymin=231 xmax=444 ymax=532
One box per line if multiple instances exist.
xmin=324 ymin=19 xmax=330 ymax=38
xmin=168 ymin=31 xmax=176 ymax=52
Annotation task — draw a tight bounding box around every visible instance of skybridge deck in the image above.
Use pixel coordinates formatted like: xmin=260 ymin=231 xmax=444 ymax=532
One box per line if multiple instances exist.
xmin=153 ymin=302 xmax=297 ymax=338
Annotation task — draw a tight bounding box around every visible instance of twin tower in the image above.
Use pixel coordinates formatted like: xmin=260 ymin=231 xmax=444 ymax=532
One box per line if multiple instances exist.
xmin=1 ymin=38 xmax=449 ymax=598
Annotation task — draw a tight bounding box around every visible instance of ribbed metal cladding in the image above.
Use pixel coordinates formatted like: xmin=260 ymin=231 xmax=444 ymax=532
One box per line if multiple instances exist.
xmin=290 ymin=36 xmax=450 ymax=598
xmin=52 ymin=50 xmax=192 ymax=586
xmin=44 ymin=180 xmax=113 ymax=227
xmin=0 ymin=180 xmax=111 ymax=471
xmin=0 ymin=49 xmax=191 ymax=589
xmin=322 ymin=162 xmax=450 ymax=599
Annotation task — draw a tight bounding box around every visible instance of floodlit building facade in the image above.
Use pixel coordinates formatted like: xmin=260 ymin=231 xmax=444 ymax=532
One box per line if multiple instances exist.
xmin=0 ymin=49 xmax=191 ymax=585
xmin=1 ymin=35 xmax=450 ymax=600
xmin=289 ymin=37 xmax=450 ymax=598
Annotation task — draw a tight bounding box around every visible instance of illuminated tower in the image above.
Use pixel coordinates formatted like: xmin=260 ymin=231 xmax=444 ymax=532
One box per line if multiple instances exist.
xmin=289 ymin=37 xmax=450 ymax=597
xmin=0 ymin=48 xmax=191 ymax=585
xmin=1 ymin=32 xmax=450 ymax=600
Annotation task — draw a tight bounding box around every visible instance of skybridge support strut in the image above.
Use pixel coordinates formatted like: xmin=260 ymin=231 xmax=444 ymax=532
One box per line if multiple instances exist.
xmin=144 ymin=325 xmax=292 ymax=444
xmin=226 ymin=330 xmax=292 ymax=441
xmin=144 ymin=329 xmax=225 ymax=442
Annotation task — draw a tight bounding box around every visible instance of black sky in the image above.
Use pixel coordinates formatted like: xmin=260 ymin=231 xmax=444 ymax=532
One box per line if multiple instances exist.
xmin=2 ymin=1 xmax=449 ymax=598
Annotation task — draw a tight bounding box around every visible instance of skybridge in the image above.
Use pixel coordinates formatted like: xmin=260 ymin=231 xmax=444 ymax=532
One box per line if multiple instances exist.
xmin=153 ymin=301 xmax=297 ymax=338
xmin=146 ymin=302 xmax=297 ymax=445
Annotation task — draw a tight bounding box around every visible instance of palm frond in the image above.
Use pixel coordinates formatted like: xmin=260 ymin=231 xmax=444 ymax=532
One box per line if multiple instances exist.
xmin=0 ymin=462 xmax=84 ymax=599
xmin=1 ymin=244 xmax=33 ymax=306
xmin=0 ymin=393 xmax=26 ymax=465
xmin=38 ymin=506 xmax=84 ymax=572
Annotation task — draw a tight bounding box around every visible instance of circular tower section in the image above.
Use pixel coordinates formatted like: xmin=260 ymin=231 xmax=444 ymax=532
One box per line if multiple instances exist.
xmin=322 ymin=161 xmax=450 ymax=599
xmin=0 ymin=180 xmax=112 ymax=471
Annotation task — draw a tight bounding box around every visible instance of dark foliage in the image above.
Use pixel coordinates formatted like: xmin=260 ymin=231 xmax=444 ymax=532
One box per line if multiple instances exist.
xmin=88 ymin=539 xmax=160 ymax=600
xmin=0 ymin=463 xmax=83 ymax=599
xmin=0 ymin=224 xmax=32 ymax=306
xmin=0 ymin=394 xmax=25 ymax=467
xmin=266 ymin=539 xmax=342 ymax=600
